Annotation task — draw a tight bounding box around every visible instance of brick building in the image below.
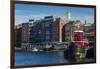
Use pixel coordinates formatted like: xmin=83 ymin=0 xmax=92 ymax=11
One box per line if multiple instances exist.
xmin=30 ymin=16 xmax=64 ymax=44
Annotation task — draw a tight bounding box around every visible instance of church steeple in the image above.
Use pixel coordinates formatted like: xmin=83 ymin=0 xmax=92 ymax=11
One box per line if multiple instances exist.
xmin=63 ymin=9 xmax=71 ymax=24
xmin=67 ymin=9 xmax=71 ymax=20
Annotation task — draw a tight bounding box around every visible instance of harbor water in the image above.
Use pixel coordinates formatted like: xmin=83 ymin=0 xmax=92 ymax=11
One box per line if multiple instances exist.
xmin=15 ymin=51 xmax=69 ymax=65
xmin=15 ymin=49 xmax=95 ymax=66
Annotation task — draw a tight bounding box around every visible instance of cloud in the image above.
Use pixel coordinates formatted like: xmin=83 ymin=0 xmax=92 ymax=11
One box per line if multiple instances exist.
xmin=15 ymin=14 xmax=50 ymax=24
xmin=71 ymin=15 xmax=94 ymax=23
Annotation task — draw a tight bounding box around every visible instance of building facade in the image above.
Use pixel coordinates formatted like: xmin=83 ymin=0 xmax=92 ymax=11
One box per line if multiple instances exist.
xmin=15 ymin=24 xmax=22 ymax=48
xmin=30 ymin=16 xmax=64 ymax=44
xmin=62 ymin=20 xmax=84 ymax=42
xmin=15 ymin=16 xmax=64 ymax=49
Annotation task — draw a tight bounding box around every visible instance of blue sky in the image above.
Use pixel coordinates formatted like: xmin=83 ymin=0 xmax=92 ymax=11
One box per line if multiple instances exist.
xmin=15 ymin=4 xmax=94 ymax=24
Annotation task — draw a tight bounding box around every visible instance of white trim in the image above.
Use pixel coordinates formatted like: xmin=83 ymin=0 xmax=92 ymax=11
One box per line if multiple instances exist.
xmin=74 ymin=30 xmax=83 ymax=32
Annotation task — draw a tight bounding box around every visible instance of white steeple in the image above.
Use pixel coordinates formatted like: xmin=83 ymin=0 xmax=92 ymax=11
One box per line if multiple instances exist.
xmin=62 ymin=9 xmax=71 ymax=24
xmin=67 ymin=9 xmax=71 ymax=21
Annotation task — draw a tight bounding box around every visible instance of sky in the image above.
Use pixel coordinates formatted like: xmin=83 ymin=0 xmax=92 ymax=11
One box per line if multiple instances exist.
xmin=15 ymin=3 xmax=95 ymax=25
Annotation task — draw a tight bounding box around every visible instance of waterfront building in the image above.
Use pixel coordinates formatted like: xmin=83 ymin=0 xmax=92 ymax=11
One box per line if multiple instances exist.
xmin=21 ymin=23 xmax=33 ymax=49
xmin=29 ymin=16 xmax=64 ymax=45
xmin=62 ymin=20 xmax=84 ymax=42
xmin=51 ymin=17 xmax=64 ymax=43
xmin=15 ymin=24 xmax=22 ymax=48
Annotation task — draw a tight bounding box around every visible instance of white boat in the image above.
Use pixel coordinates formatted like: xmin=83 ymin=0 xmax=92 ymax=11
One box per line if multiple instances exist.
xmin=32 ymin=48 xmax=38 ymax=52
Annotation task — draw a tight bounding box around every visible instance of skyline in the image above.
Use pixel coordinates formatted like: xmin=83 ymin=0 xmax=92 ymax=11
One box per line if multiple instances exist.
xmin=15 ymin=4 xmax=95 ymax=25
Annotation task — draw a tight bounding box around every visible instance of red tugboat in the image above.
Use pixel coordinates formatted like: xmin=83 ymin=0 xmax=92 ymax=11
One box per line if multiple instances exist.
xmin=71 ymin=30 xmax=89 ymax=60
xmin=64 ymin=23 xmax=90 ymax=61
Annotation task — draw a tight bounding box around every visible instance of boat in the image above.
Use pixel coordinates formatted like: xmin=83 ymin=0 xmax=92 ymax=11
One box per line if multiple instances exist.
xmin=64 ymin=30 xmax=89 ymax=60
xmin=32 ymin=48 xmax=39 ymax=52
